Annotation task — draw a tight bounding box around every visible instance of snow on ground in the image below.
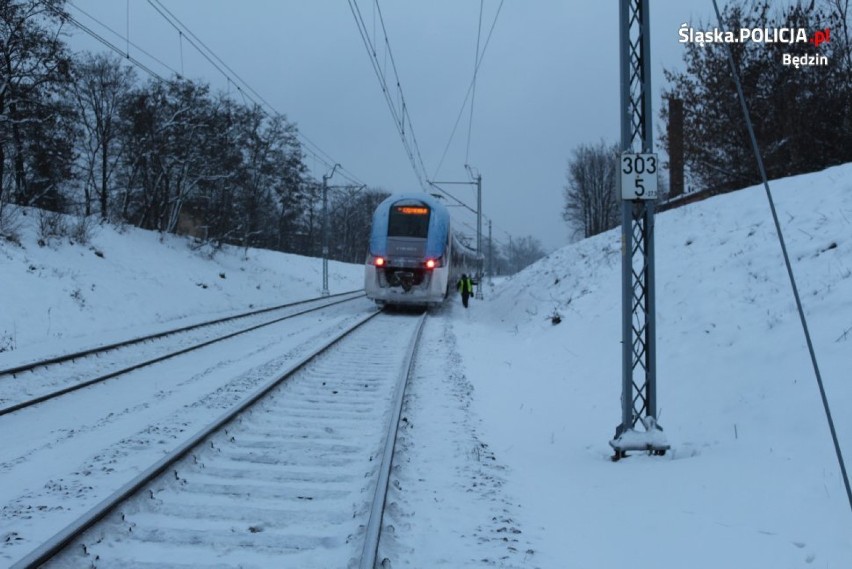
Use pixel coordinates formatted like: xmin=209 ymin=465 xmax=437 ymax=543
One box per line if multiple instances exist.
xmin=2 ymin=162 xmax=852 ymax=568
xmin=0 ymin=213 xmax=363 ymax=366
xmin=453 ymin=163 xmax=852 ymax=568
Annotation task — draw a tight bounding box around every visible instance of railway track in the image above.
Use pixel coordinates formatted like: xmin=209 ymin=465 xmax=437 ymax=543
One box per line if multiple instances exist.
xmin=11 ymin=310 xmax=427 ymax=569
xmin=0 ymin=291 xmax=365 ymax=416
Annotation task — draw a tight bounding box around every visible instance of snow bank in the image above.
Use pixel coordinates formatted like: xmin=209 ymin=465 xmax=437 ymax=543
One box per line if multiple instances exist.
xmin=454 ymin=163 xmax=852 ymax=567
xmin=0 ymin=211 xmax=363 ymax=365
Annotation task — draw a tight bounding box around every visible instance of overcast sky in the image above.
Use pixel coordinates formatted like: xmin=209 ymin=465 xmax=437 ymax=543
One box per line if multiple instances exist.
xmin=67 ymin=0 xmax=717 ymax=251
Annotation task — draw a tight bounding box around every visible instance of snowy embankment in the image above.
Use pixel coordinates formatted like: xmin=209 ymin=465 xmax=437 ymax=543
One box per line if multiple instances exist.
xmin=454 ymin=163 xmax=852 ymax=567
xmin=0 ymin=215 xmax=364 ymax=366
xmin=1 ymin=163 xmax=851 ymax=568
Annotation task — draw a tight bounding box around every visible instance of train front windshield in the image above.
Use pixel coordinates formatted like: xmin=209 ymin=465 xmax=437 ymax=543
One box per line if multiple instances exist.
xmin=388 ymin=205 xmax=430 ymax=238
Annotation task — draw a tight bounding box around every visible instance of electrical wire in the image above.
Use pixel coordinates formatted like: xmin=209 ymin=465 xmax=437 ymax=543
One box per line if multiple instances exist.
xmin=433 ymin=0 xmax=505 ymax=179
xmin=70 ymin=0 xmax=363 ymax=186
xmin=465 ymin=0 xmax=484 ymax=166
xmin=712 ymin=0 xmax=852 ymax=514
xmin=373 ymin=1 xmax=432 ymax=185
xmin=143 ymin=0 xmax=365 ymax=186
xmin=346 ymin=0 xmax=523 ymax=248
xmin=62 ymin=1 xmax=523 ymax=253
xmin=347 ymin=0 xmax=433 ymax=191
xmin=66 ymin=2 xmax=178 ymax=79
xmin=457 ymin=212 xmax=509 ymax=250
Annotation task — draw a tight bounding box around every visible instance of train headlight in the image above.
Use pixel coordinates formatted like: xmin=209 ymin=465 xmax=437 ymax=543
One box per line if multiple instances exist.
xmin=425 ymin=259 xmax=437 ymax=269
xmin=374 ymin=256 xmax=386 ymax=267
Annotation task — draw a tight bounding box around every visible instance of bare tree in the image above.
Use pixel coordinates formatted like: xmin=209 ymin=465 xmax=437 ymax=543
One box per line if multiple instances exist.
xmin=483 ymin=234 xmax=509 ymax=276
xmin=0 ymin=0 xmax=72 ymax=208
xmin=825 ymin=0 xmax=851 ymax=69
xmin=120 ymin=78 xmax=222 ymax=234
xmin=504 ymin=235 xmax=547 ymax=274
xmin=328 ymin=187 xmax=389 ymax=263
xmin=562 ymin=141 xmax=620 ymax=239
xmin=72 ymin=53 xmax=135 ymax=219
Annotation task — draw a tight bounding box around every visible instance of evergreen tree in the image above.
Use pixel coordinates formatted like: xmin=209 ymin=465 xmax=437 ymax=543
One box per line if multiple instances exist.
xmin=661 ymin=1 xmax=852 ymax=194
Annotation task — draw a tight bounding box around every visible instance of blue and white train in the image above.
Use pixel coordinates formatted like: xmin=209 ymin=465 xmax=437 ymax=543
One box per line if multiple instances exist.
xmin=364 ymin=193 xmax=480 ymax=307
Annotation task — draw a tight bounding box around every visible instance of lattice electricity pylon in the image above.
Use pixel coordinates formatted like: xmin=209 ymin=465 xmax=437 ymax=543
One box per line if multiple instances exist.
xmin=610 ymin=0 xmax=669 ymax=459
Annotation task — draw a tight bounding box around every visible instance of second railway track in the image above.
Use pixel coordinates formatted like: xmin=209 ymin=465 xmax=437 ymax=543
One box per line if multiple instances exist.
xmin=0 ymin=291 xmax=365 ymax=416
xmin=12 ymin=310 xmax=427 ymax=569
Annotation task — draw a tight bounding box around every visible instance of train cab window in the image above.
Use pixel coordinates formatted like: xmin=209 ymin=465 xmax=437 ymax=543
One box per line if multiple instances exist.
xmin=388 ymin=205 xmax=431 ymax=238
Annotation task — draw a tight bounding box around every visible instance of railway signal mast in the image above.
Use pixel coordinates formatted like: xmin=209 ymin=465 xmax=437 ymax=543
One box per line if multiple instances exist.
xmin=429 ymin=171 xmax=486 ymax=299
xmin=610 ymin=0 xmax=670 ymax=460
xmin=472 ymin=170 xmax=484 ymax=300
xmin=321 ymin=164 xmax=340 ymax=297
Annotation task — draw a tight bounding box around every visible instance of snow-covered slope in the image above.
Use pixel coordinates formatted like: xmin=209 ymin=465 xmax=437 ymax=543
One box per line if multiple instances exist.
xmin=0 ymin=214 xmax=364 ymax=366
xmin=2 ymin=163 xmax=851 ymax=568
xmin=453 ymin=163 xmax=852 ymax=567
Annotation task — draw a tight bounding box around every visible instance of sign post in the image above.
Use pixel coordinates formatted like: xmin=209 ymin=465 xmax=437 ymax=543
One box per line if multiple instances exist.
xmin=610 ymin=0 xmax=669 ymax=460
xmin=620 ymin=153 xmax=659 ymax=201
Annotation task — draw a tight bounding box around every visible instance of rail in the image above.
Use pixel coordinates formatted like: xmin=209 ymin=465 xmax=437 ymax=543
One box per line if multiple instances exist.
xmin=0 ymin=292 xmax=365 ymax=416
xmin=10 ymin=309 xmax=383 ymax=569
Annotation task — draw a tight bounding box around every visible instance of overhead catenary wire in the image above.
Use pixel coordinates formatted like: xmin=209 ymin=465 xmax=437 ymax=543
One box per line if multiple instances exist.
xmin=347 ymin=0 xmax=431 ymax=191
xmin=711 ymin=0 xmax=852 ymax=515
xmin=143 ymin=0 xmax=364 ymax=187
xmin=457 ymin=217 xmax=508 ymax=251
xmin=63 ymin=3 xmax=522 ymax=257
xmin=66 ymin=2 xmax=177 ymax=80
xmin=66 ymin=1 xmax=362 ymax=186
xmin=148 ymin=0 xmax=363 ymax=185
xmin=465 ymin=0 xmax=484 ymax=166
xmin=433 ymin=0 xmax=505 ymax=179
xmin=373 ymin=0 xmax=434 ymax=189
xmin=347 ymin=0 xmax=523 ymax=247
xmin=347 ymin=1 xmax=405 ymax=143
xmin=148 ymin=1 xmax=254 ymax=94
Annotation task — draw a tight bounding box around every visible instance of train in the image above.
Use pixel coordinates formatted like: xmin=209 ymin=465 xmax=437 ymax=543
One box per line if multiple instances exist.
xmin=364 ymin=193 xmax=481 ymax=307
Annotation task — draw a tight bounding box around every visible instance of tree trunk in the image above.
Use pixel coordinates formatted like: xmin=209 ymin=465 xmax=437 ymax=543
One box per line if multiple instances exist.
xmin=10 ymin=102 xmax=27 ymax=204
xmin=100 ymin=130 xmax=108 ymax=220
xmin=0 ymin=90 xmax=5 ymax=203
